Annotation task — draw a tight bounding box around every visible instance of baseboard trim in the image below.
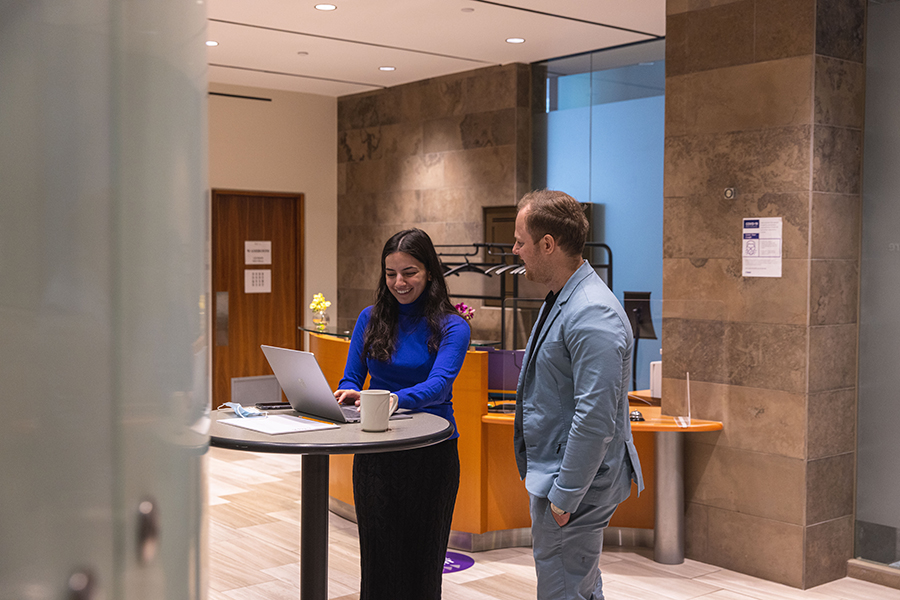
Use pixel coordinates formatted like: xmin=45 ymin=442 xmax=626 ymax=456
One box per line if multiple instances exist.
xmin=329 ymin=497 xmax=653 ymax=554
xmin=329 ymin=497 xmax=358 ymax=523
xmin=448 ymin=528 xmax=532 ymax=552
xmin=848 ymin=558 xmax=900 ymax=590
xmin=605 ymin=526 xmax=655 ymax=549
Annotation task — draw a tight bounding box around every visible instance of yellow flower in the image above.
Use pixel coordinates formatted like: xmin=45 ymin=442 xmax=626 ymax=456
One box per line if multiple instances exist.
xmin=309 ymin=293 xmax=331 ymax=312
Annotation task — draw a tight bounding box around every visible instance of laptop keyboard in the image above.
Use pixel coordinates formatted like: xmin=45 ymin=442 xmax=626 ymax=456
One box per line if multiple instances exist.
xmin=340 ymin=405 xmax=360 ymax=422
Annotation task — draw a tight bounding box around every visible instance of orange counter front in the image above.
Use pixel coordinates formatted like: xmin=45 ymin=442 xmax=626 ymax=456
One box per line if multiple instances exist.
xmin=308 ymin=332 xmax=693 ymax=552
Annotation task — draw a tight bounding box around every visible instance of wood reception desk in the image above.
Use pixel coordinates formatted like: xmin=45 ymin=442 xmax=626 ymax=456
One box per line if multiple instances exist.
xmin=308 ymin=333 xmax=722 ymax=563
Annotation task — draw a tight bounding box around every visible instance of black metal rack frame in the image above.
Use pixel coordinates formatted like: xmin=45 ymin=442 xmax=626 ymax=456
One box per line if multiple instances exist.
xmin=435 ymin=242 xmax=613 ymax=350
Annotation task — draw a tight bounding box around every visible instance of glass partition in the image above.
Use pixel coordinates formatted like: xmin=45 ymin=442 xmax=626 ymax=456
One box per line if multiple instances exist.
xmin=0 ymin=0 xmax=208 ymax=596
xmin=533 ymin=40 xmax=665 ymax=389
xmin=856 ymin=0 xmax=900 ymax=569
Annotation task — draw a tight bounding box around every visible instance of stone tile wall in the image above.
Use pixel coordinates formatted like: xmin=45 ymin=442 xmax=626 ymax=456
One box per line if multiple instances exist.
xmin=336 ymin=64 xmax=532 ymax=333
xmin=664 ymin=0 xmax=864 ymax=588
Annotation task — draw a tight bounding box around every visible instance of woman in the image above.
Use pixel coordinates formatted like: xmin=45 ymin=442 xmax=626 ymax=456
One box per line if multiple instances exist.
xmin=334 ymin=228 xmax=470 ymax=600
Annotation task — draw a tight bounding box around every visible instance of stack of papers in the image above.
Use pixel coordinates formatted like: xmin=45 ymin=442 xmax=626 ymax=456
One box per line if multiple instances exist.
xmin=220 ymin=415 xmax=339 ymax=435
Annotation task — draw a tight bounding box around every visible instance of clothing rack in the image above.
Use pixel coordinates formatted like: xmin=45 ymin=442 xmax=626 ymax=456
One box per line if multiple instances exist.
xmin=435 ymin=242 xmax=613 ymax=349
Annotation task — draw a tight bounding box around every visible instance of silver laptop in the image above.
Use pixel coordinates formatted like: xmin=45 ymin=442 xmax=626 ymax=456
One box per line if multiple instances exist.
xmin=260 ymin=345 xmax=360 ymax=423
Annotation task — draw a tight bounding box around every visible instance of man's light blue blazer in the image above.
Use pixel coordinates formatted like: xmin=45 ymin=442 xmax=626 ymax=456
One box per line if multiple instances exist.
xmin=514 ymin=261 xmax=644 ymax=514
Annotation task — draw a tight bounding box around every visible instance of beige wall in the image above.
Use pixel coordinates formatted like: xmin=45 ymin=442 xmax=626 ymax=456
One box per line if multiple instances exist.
xmin=208 ymin=83 xmax=338 ymax=325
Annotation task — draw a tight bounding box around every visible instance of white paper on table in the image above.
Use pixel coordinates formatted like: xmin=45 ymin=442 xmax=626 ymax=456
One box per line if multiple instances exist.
xmin=220 ymin=415 xmax=339 ymax=435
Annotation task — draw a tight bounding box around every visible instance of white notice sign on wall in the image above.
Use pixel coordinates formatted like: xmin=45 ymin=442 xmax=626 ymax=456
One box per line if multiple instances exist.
xmin=742 ymin=217 xmax=782 ymax=277
xmin=245 ymin=241 xmax=272 ymax=265
xmin=245 ymin=269 xmax=272 ymax=293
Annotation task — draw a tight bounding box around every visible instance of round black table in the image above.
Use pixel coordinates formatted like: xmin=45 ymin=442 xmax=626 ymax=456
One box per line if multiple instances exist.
xmin=209 ymin=409 xmax=455 ymax=600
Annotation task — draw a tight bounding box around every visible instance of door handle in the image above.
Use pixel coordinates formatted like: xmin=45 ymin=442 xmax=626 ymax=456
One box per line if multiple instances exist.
xmin=216 ymin=291 xmax=228 ymax=346
xmin=68 ymin=570 xmax=96 ymax=600
xmin=138 ymin=498 xmax=160 ymax=564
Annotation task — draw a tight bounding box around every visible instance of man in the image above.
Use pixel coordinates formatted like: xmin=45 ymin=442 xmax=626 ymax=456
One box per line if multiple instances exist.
xmin=512 ymin=189 xmax=643 ymax=600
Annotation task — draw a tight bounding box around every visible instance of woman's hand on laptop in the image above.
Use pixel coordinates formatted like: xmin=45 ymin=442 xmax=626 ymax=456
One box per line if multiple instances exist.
xmin=334 ymin=389 xmax=361 ymax=406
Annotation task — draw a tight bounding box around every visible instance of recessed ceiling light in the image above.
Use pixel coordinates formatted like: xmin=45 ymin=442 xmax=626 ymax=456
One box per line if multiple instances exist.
xmin=206 ymin=40 xmax=218 ymax=47
xmin=506 ymin=37 xmax=525 ymax=44
xmin=315 ymin=3 xmax=337 ymax=10
xmin=379 ymin=66 xmax=396 ymax=72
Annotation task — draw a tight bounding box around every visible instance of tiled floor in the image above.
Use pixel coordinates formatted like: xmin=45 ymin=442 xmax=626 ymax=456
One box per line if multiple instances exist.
xmin=207 ymin=447 xmax=900 ymax=600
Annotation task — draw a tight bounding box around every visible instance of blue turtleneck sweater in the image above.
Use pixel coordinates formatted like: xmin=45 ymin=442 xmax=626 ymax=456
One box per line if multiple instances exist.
xmin=339 ymin=297 xmax=470 ymax=439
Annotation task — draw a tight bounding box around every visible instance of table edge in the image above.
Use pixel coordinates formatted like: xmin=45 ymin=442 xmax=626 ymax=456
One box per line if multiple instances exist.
xmin=481 ymin=412 xmax=723 ymax=432
xmin=210 ymin=423 xmax=455 ymax=455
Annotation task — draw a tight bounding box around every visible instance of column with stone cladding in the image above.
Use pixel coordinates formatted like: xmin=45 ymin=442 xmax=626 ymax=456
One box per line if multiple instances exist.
xmin=662 ymin=0 xmax=864 ymax=588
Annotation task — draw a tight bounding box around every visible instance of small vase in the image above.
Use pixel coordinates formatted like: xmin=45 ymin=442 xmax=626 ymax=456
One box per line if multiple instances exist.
xmin=313 ymin=310 xmax=329 ymax=331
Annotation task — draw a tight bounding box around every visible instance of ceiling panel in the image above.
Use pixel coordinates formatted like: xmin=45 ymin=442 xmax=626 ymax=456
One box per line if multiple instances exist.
xmin=207 ymin=19 xmax=492 ymax=89
xmin=206 ymin=0 xmax=665 ymax=97
xmin=207 ymin=65 xmax=374 ymax=97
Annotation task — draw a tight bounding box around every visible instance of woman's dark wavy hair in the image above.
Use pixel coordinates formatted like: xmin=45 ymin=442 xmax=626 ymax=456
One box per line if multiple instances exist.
xmin=363 ymin=228 xmax=461 ymax=362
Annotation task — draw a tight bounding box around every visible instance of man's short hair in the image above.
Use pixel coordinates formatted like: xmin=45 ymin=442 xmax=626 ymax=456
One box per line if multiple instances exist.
xmin=518 ymin=189 xmax=589 ymax=257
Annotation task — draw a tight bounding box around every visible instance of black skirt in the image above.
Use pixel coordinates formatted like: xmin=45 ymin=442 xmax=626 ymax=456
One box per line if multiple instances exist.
xmin=352 ymin=437 xmax=460 ymax=600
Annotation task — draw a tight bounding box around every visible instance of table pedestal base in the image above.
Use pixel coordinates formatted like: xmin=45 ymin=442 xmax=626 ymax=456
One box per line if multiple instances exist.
xmin=654 ymin=431 xmax=684 ymax=564
xmin=301 ymin=455 xmax=329 ymax=600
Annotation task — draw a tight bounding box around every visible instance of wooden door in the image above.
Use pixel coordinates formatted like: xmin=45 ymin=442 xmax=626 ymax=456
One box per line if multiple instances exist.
xmin=212 ymin=190 xmax=303 ymax=408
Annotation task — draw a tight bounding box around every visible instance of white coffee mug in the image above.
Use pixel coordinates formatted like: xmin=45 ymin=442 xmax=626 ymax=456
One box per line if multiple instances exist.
xmin=359 ymin=389 xmax=399 ymax=432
